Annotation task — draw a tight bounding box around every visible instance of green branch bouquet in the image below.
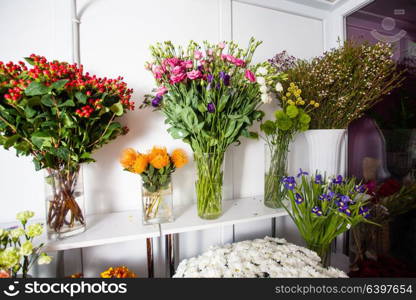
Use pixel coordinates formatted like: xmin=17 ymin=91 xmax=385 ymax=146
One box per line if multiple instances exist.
xmin=142 ymin=38 xmax=277 ymax=219
xmin=0 ymin=211 xmax=52 ymax=278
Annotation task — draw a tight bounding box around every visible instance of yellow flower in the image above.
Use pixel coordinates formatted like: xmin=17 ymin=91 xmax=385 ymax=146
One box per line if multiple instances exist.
xmin=171 ymin=149 xmax=188 ymax=168
xmin=282 ymin=96 xmax=287 ymax=101
xmin=150 ymin=153 xmax=170 ymax=169
xmin=310 ymin=100 xmax=316 ymax=105
xmin=290 ymin=82 xmax=295 ymax=87
xmin=296 ymin=97 xmax=302 ymax=102
xmin=300 ymin=100 xmax=305 ymax=105
xmin=133 ymin=154 xmax=148 ymax=174
xmin=288 ymin=100 xmax=295 ymax=105
xmin=286 ymin=92 xmax=291 ymax=97
xmin=314 ymin=103 xmax=320 ymax=108
xmin=101 ymin=266 xmax=137 ymax=278
xmin=120 ymin=148 xmax=138 ymax=169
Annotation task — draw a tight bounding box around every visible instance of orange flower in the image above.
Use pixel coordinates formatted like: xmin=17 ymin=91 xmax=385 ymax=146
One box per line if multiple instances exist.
xmin=150 ymin=153 xmax=170 ymax=169
xmin=147 ymin=146 xmax=168 ymax=161
xmin=133 ymin=154 xmax=149 ymax=174
xmin=120 ymin=148 xmax=138 ymax=169
xmin=171 ymin=149 xmax=188 ymax=168
xmin=100 ymin=266 xmax=137 ymax=278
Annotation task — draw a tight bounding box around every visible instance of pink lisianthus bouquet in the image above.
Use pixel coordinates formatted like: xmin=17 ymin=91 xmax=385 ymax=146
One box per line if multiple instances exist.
xmin=142 ymin=38 xmax=270 ymax=219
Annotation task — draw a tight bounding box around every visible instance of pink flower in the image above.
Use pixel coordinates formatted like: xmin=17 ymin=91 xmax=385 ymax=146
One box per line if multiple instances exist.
xmin=155 ymin=86 xmax=168 ymax=96
xmin=218 ymin=42 xmax=226 ymax=49
xmin=164 ymin=58 xmax=182 ymax=67
xmin=233 ymin=58 xmax=246 ymax=67
xmin=187 ymin=70 xmax=202 ymax=80
xmin=152 ymin=65 xmax=164 ymax=79
xmin=221 ymin=54 xmax=246 ymax=67
xmin=245 ymin=69 xmax=256 ymax=82
xmin=171 ymin=65 xmax=185 ymax=75
xmin=207 ymin=49 xmax=213 ymax=56
xmin=194 ymin=51 xmax=203 ymax=60
xmin=170 ymin=73 xmax=187 ymax=84
xmin=182 ymin=60 xmax=193 ymax=69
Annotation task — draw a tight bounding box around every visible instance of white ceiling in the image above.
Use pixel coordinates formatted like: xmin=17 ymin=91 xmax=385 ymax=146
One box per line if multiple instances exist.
xmin=287 ymin=0 xmax=349 ymax=11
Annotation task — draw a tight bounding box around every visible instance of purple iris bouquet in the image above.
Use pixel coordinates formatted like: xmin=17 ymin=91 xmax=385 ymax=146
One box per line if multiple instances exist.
xmin=142 ymin=38 xmax=265 ymax=219
xmin=281 ymin=170 xmax=374 ymax=267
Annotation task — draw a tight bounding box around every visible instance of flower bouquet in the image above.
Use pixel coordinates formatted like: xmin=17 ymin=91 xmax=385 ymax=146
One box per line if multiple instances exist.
xmin=100 ymin=266 xmax=137 ymax=278
xmin=120 ymin=147 xmax=188 ymax=224
xmin=142 ymin=38 xmax=268 ymax=219
xmin=281 ymin=170 xmax=373 ymax=267
xmin=0 ymin=55 xmax=134 ymax=238
xmin=260 ymin=68 xmax=319 ymax=208
xmin=0 ymin=211 xmax=52 ymax=278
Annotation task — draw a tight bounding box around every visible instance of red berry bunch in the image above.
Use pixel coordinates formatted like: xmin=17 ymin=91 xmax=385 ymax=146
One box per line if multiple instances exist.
xmin=75 ymin=105 xmax=94 ymax=118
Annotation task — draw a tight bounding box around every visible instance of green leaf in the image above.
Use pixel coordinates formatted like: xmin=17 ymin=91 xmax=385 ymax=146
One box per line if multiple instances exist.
xmin=62 ymin=112 xmax=75 ymax=127
xmin=58 ymin=99 xmax=75 ymax=107
xmin=24 ymin=57 xmax=35 ymax=66
xmin=4 ymin=134 xmax=20 ymax=149
xmin=110 ymin=102 xmax=124 ymax=116
xmin=167 ymin=127 xmax=189 ymax=139
xmin=24 ymin=106 xmax=37 ymax=118
xmin=75 ymin=92 xmax=88 ymax=104
xmin=25 ymin=82 xmax=49 ymax=96
xmin=102 ymin=95 xmax=119 ymax=107
xmin=41 ymin=94 xmax=54 ymax=107
xmin=31 ymin=131 xmax=53 ymax=149
xmin=50 ymin=79 xmax=69 ymax=91
xmin=260 ymin=120 xmax=276 ymax=135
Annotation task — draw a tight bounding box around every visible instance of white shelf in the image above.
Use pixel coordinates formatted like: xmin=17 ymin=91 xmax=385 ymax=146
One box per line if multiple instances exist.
xmin=161 ymin=196 xmax=288 ymax=235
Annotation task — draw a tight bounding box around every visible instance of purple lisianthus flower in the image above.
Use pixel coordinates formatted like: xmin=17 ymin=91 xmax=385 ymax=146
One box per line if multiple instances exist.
xmin=296 ymin=168 xmax=308 ymax=178
xmin=332 ymin=175 xmax=343 ymax=184
xmin=312 ymin=206 xmax=323 ymax=216
xmin=151 ymin=95 xmax=162 ymax=107
xmin=207 ymin=74 xmax=214 ymax=83
xmin=295 ymin=193 xmax=304 ymax=204
xmin=282 ymin=176 xmax=296 ymax=190
xmin=315 ymin=174 xmax=323 ymax=184
xmin=207 ymin=102 xmax=216 ymax=113
xmin=359 ymin=206 xmax=370 ymax=219
xmin=219 ymin=71 xmax=230 ymax=86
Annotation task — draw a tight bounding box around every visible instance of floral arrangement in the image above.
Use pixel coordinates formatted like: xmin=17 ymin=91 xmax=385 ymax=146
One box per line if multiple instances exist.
xmin=100 ymin=266 xmax=137 ymax=278
xmin=142 ymin=38 xmax=279 ymax=219
xmin=280 ymin=41 xmax=403 ymax=129
xmin=0 ymin=211 xmax=52 ymax=278
xmin=259 ymin=72 xmax=319 ymax=207
xmin=174 ymin=237 xmax=347 ymax=278
xmin=120 ymin=147 xmax=188 ymax=223
xmin=281 ymin=170 xmax=373 ymax=266
xmin=0 ymin=55 xmax=134 ymax=235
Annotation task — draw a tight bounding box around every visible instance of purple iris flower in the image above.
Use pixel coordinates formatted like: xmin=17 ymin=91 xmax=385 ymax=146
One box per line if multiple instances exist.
xmin=319 ymin=193 xmax=333 ymax=201
xmin=340 ymin=195 xmax=352 ymax=204
xmin=312 ymin=206 xmax=323 ymax=216
xmin=332 ymin=175 xmax=343 ymax=184
xmin=282 ymin=176 xmax=296 ymax=190
xmin=296 ymin=168 xmax=309 ymax=178
xmin=354 ymin=185 xmax=366 ymax=193
xmin=359 ymin=206 xmax=370 ymax=219
xmin=207 ymin=102 xmax=216 ymax=113
xmin=315 ymin=174 xmax=323 ymax=184
xmin=295 ymin=193 xmax=304 ymax=204
xmin=151 ymin=95 xmax=162 ymax=107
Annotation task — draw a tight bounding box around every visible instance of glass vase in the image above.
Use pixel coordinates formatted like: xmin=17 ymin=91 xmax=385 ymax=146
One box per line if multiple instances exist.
xmin=44 ymin=165 xmax=86 ymax=239
xmin=141 ymin=182 xmax=173 ymax=225
xmin=194 ymin=152 xmax=225 ymax=220
xmin=264 ymin=136 xmax=290 ymax=208
xmin=307 ymin=242 xmax=332 ymax=268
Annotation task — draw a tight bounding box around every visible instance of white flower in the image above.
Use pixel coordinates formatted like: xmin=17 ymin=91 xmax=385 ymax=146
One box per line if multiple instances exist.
xmin=260 ymin=85 xmax=268 ymax=94
xmin=261 ymin=93 xmax=273 ymax=104
xmin=173 ymin=237 xmax=347 ymax=278
xmin=9 ymin=228 xmax=25 ymax=239
xmin=16 ymin=211 xmax=34 ymax=223
xmin=275 ymin=82 xmax=283 ymax=92
xmin=20 ymin=241 xmax=33 ymax=256
xmin=256 ymin=76 xmax=266 ymax=85
xmin=257 ymin=67 xmax=267 ymax=75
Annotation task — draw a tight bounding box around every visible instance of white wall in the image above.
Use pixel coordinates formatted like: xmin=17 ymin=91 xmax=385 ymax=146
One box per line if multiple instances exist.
xmin=0 ymin=0 xmax=345 ymax=277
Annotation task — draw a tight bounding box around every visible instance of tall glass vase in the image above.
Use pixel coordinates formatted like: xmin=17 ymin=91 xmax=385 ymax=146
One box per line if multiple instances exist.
xmin=307 ymin=242 xmax=331 ymax=268
xmin=44 ymin=165 xmax=86 ymax=239
xmin=264 ymin=134 xmax=291 ymax=208
xmin=194 ymin=152 xmax=225 ymax=220
xmin=141 ymin=182 xmax=173 ymax=225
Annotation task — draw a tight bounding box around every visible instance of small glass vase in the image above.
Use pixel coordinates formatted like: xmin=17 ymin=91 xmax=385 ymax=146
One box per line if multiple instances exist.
xmin=45 ymin=165 xmax=86 ymax=239
xmin=307 ymin=242 xmax=332 ymax=268
xmin=141 ymin=182 xmax=173 ymax=225
xmin=194 ymin=152 xmax=225 ymax=220
xmin=264 ymin=138 xmax=290 ymax=208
